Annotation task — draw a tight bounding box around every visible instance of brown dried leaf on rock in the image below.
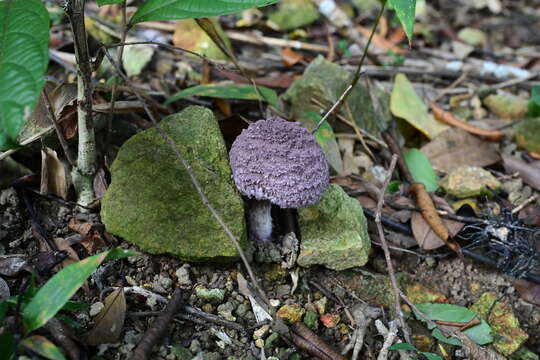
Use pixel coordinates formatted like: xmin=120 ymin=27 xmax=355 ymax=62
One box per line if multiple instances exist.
xmin=421 ymin=128 xmax=500 ymax=173
xmin=40 ymin=147 xmax=68 ymax=200
xmin=411 ymin=212 xmax=464 ymax=250
xmin=84 ymin=288 xmax=126 ymax=345
xmin=513 ymin=279 xmax=540 ymax=306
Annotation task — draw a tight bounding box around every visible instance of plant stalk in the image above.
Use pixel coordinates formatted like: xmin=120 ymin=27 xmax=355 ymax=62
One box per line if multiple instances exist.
xmin=66 ymin=0 xmax=96 ymax=208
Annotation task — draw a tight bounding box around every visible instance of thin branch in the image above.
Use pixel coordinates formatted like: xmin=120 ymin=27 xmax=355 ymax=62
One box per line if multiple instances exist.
xmin=132 ymin=288 xmax=184 ymax=360
xmin=312 ymin=0 xmax=387 ymax=134
xmin=374 ymin=154 xmax=411 ymax=344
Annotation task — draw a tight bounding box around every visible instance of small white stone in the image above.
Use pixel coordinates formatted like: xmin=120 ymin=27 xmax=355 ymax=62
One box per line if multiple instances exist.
xmin=89 ymin=302 xmax=104 ymax=317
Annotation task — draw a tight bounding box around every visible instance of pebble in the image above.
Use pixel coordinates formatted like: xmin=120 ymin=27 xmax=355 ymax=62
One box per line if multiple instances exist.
xmin=175 ymin=265 xmax=192 ymax=286
xmin=89 ymin=302 xmax=104 ymax=316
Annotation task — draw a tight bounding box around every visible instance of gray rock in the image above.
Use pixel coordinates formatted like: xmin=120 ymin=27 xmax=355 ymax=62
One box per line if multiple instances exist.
xmin=297 ymin=184 xmax=370 ymax=270
xmin=195 ymin=287 xmax=225 ymax=304
xmin=101 ymin=106 xmax=247 ymax=261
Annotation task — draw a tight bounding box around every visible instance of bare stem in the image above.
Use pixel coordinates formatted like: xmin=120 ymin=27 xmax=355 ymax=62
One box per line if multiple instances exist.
xmin=66 ymin=0 xmax=96 ymax=208
xmin=312 ymin=0 xmax=387 ymax=134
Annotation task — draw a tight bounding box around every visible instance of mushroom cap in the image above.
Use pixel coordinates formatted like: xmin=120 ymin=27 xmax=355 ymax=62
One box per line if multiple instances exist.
xmin=229 ymin=117 xmax=329 ymax=208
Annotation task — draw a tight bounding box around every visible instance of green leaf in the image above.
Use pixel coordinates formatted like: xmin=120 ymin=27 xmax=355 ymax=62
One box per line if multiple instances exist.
xmin=20 ymin=335 xmax=66 ymax=360
xmin=415 ymin=303 xmax=493 ymax=345
xmin=97 ymin=0 xmax=124 ymax=5
xmin=390 ymin=74 xmax=448 ymax=139
xmin=527 ymin=85 xmax=540 ymax=117
xmin=419 ymin=352 xmax=443 ymax=360
xmin=129 ymin=0 xmax=279 ymax=25
xmin=432 ymin=328 xmax=462 ymax=346
xmin=0 ymin=0 xmax=50 ymax=150
xmin=388 ymin=0 xmax=416 ymax=42
xmin=302 ymin=111 xmax=344 ymax=174
xmin=0 ymin=329 xmax=14 ymax=357
xmin=22 ymin=248 xmax=136 ymax=333
xmin=387 ymin=180 xmax=402 ymax=193
xmin=404 ymin=148 xmax=438 ymax=192
xmin=389 ymin=343 xmax=417 ymax=351
xmin=166 ymin=84 xmax=279 ymax=108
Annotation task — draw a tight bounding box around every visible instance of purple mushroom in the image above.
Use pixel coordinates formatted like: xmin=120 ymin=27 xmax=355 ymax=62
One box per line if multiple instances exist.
xmin=229 ymin=117 xmax=329 ymax=242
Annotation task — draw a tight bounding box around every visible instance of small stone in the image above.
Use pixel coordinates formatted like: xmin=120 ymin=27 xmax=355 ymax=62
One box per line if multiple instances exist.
xmin=235 ymin=303 xmax=250 ymax=318
xmin=502 ymin=178 xmax=523 ymax=194
xmin=189 ymin=339 xmax=201 ymax=353
xmin=159 ymin=274 xmax=173 ymax=289
xmin=297 ymin=184 xmax=371 ymax=270
xmin=171 ymin=346 xmax=192 ymax=360
xmin=483 ymin=93 xmax=528 ymax=120
xmin=89 ymin=302 xmax=104 ymax=317
xmin=255 ymin=338 xmax=264 ymax=348
xmin=276 ymin=304 xmax=305 ymax=323
xmin=175 ymin=265 xmax=192 ymax=286
xmin=201 ymin=303 xmax=214 ymax=313
xmin=303 ymin=310 xmax=319 ymax=330
xmin=314 ymin=297 xmax=327 ymax=315
xmin=320 ymin=314 xmax=340 ymax=328
xmin=253 ymin=325 xmax=270 ymax=340
xmin=440 ymin=166 xmax=501 ymax=198
xmin=195 ymin=286 xmax=225 ymax=304
xmin=264 ymin=333 xmax=280 ymax=348
xmin=217 ymin=302 xmax=236 ymax=321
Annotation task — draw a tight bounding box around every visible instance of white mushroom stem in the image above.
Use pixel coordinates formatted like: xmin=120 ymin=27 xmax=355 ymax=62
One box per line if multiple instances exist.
xmin=249 ymin=200 xmax=273 ymax=242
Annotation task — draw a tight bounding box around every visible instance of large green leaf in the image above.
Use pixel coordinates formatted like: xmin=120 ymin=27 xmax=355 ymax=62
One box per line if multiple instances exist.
xmin=388 ymin=0 xmax=416 ymax=42
xmin=0 ymin=0 xmax=49 ymax=150
xmin=416 ymin=303 xmax=493 ymax=345
xmin=166 ymin=84 xmax=279 ymax=108
xmin=22 ymin=248 xmax=136 ymax=333
xmin=129 ymin=0 xmax=279 ymax=25
xmin=404 ymin=148 xmax=438 ymax=192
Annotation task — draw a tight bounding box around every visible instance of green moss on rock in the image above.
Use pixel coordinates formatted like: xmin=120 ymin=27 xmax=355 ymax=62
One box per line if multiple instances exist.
xmin=101 ymin=106 xmax=247 ymax=261
xmin=297 ymin=184 xmax=370 ymax=270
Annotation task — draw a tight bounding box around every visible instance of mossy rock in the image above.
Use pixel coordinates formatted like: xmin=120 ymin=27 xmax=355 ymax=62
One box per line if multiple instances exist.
xmin=101 ymin=106 xmax=247 ymax=261
xmin=297 ymin=184 xmax=370 ymax=270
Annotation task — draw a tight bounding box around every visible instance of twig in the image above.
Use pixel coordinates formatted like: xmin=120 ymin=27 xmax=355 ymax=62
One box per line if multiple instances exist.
xmin=291 ymin=322 xmax=347 ymax=360
xmin=132 ymin=288 xmax=184 ymax=360
xmin=312 ymin=1 xmax=387 ymax=134
xmin=374 ymin=154 xmax=411 ymax=344
xmin=41 ymin=91 xmax=75 ymax=168
xmin=511 ymin=194 xmax=538 ymax=214
xmin=225 ymin=30 xmax=330 ymax=53
xmin=375 ymin=320 xmax=400 ymax=360
xmin=66 ymin=0 xmax=96 ymax=208
xmin=100 ymin=48 xmax=269 ymax=305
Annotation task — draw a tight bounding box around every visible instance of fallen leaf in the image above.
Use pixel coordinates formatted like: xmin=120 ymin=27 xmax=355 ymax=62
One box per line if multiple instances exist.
xmin=40 ymin=147 xmax=68 ymax=200
xmin=84 ymin=288 xmax=126 ymax=345
xmin=281 ymin=47 xmax=303 ymax=66
xmin=421 ymin=128 xmax=500 ymax=172
xmin=357 ymin=25 xmax=406 ymax=54
xmin=411 ymin=212 xmax=464 ymax=250
xmin=390 ymin=74 xmax=448 ymax=139
xmin=514 ymin=279 xmax=540 ymax=305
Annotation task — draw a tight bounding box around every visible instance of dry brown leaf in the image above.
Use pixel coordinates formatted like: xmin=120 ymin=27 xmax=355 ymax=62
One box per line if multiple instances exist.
xmin=68 ymin=218 xmax=106 ymax=253
xmin=84 ymin=288 xmax=126 ymax=345
xmin=357 ymin=25 xmax=406 ymax=54
xmin=421 ymin=128 xmax=500 ymax=173
xmin=40 ymin=147 xmax=68 ymax=200
xmin=411 ymin=212 xmax=464 ymax=250
xmin=513 ymin=279 xmax=540 ymax=305
xmin=281 ymin=47 xmax=303 ymax=67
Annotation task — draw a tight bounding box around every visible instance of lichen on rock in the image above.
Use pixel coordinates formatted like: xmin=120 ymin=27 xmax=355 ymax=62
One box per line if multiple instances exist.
xmin=101 ymin=106 xmax=247 ymax=261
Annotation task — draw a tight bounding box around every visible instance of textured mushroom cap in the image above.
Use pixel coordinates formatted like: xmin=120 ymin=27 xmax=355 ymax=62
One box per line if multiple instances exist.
xmin=229 ymin=117 xmax=329 ymax=208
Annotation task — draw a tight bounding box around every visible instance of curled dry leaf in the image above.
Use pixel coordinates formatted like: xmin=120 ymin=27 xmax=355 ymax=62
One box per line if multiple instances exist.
xmin=84 ymin=288 xmax=126 ymax=345
xmin=68 ymin=218 xmax=106 ymax=253
xmin=410 ymin=183 xmax=462 ymax=255
xmin=429 ymin=100 xmax=504 ymax=142
xmin=40 ymin=147 xmax=68 ymax=200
